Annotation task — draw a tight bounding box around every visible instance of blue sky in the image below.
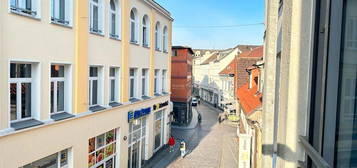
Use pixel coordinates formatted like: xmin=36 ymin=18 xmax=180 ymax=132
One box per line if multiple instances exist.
xmin=155 ymin=0 xmax=265 ymax=49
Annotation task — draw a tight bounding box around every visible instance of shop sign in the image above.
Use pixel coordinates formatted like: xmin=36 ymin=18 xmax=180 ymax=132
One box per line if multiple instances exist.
xmin=153 ymin=101 xmax=169 ymax=110
xmin=128 ymin=107 xmax=151 ymax=122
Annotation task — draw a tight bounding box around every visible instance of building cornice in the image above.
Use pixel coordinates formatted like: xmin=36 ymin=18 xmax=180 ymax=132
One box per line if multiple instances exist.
xmin=143 ymin=0 xmax=174 ymax=21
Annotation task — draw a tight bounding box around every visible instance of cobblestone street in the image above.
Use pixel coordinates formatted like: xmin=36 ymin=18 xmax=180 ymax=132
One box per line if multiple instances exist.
xmin=145 ymin=102 xmax=239 ymax=168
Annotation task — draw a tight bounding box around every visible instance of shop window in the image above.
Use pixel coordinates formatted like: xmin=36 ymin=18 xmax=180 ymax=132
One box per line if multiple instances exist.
xmin=88 ymin=129 xmax=118 ymax=168
xmin=154 ymin=110 xmax=165 ymax=151
xmin=20 ymin=149 xmax=70 ymax=168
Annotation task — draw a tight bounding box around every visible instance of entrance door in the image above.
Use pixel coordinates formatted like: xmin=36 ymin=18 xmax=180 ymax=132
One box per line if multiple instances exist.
xmin=131 ymin=141 xmax=140 ymax=168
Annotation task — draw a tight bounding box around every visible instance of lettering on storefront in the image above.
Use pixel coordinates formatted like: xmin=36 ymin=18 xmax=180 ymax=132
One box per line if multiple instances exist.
xmin=128 ymin=107 xmax=151 ymax=122
xmin=153 ymin=101 xmax=169 ymax=111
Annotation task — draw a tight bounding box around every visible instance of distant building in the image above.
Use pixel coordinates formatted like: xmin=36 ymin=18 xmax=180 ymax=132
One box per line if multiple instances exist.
xmin=171 ymin=46 xmax=194 ymax=125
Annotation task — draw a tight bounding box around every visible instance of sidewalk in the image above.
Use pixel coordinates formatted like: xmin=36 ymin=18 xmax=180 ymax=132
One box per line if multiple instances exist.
xmin=171 ymin=107 xmax=199 ymax=130
xmin=142 ymin=141 xmax=181 ymax=168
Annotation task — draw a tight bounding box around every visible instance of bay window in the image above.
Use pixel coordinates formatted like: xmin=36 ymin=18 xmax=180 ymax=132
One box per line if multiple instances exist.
xmin=155 ymin=22 xmax=161 ymax=51
xmin=141 ymin=69 xmax=148 ymax=97
xmin=109 ymin=0 xmax=120 ymax=39
xmin=163 ymin=26 xmax=168 ymax=52
xmin=142 ymin=15 xmax=150 ymax=47
xmin=129 ymin=68 xmax=137 ymax=99
xmin=90 ymin=0 xmax=103 ymax=34
xmin=10 ymin=63 xmax=32 ymax=122
xmin=10 ymin=0 xmax=40 ymax=18
xmin=51 ymin=0 xmax=72 ymax=26
xmin=50 ymin=65 xmax=65 ymax=114
xmin=130 ymin=8 xmax=138 ymax=43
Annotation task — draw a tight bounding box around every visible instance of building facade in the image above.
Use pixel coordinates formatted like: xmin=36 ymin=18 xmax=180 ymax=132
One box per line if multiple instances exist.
xmin=263 ymin=0 xmax=357 ymax=167
xmin=0 ymin=0 xmax=172 ymax=167
xmin=171 ymin=46 xmax=194 ymax=125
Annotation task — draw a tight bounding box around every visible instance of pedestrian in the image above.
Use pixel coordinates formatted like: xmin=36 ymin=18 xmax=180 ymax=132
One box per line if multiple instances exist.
xmin=168 ymin=135 xmax=175 ymax=153
xmin=180 ymin=141 xmax=186 ymax=158
xmin=198 ymin=113 xmax=202 ymax=123
xmin=218 ymin=115 xmax=222 ymax=124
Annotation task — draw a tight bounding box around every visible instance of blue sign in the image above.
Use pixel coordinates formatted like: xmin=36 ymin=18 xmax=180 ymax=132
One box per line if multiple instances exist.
xmin=128 ymin=107 xmax=151 ymax=122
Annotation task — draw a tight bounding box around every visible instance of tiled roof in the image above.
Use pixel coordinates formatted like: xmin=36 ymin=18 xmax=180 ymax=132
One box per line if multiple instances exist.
xmin=239 ymin=46 xmax=263 ymax=58
xmin=219 ymin=58 xmax=237 ymax=75
xmin=200 ymin=53 xmax=218 ymax=65
xmin=237 ymin=68 xmax=262 ymax=115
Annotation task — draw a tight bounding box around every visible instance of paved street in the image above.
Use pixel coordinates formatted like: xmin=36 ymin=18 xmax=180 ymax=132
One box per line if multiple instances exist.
xmin=145 ymin=102 xmax=239 ymax=168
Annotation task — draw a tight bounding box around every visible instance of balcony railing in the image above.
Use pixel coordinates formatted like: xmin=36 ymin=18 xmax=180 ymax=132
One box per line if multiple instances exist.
xmin=299 ymin=136 xmax=331 ymax=168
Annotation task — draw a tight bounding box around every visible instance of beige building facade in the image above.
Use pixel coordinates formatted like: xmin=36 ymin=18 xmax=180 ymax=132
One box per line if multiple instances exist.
xmin=0 ymin=0 xmax=173 ymax=167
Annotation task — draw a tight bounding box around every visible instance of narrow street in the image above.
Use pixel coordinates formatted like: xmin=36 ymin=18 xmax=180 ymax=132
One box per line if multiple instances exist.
xmin=145 ymin=102 xmax=239 ymax=168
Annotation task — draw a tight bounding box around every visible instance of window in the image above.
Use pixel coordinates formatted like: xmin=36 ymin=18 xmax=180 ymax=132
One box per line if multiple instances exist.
xmin=154 ymin=69 xmax=160 ymax=94
xmin=21 ymin=149 xmax=70 ymax=168
xmin=90 ymin=0 xmax=103 ymax=34
xmin=155 ymin=22 xmax=161 ymax=50
xmin=10 ymin=0 xmax=40 ymax=18
xmin=128 ymin=118 xmax=147 ymax=168
xmin=162 ymin=70 xmax=167 ymax=93
xmin=88 ymin=129 xmax=118 ymax=168
xmin=130 ymin=8 xmax=138 ymax=43
xmin=109 ymin=0 xmax=120 ymax=39
xmin=154 ymin=110 xmax=165 ymax=151
xmin=51 ymin=0 xmax=72 ymax=26
xmin=109 ymin=67 xmax=119 ymax=103
xmin=10 ymin=63 xmax=33 ymax=122
xmin=89 ymin=67 xmax=99 ymax=106
xmin=172 ymin=49 xmax=178 ymax=57
xmin=163 ymin=26 xmax=168 ymax=52
xmin=51 ymin=65 xmax=66 ymax=114
xmin=141 ymin=69 xmax=148 ymax=97
xmin=129 ymin=68 xmax=137 ymax=99
xmin=142 ymin=15 xmax=150 ymax=47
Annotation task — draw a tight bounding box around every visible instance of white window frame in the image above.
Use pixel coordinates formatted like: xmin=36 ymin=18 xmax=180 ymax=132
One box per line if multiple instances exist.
xmin=50 ymin=0 xmax=73 ymax=26
xmin=154 ymin=69 xmax=160 ymax=94
xmin=155 ymin=22 xmax=161 ymax=51
xmin=89 ymin=0 xmax=104 ymax=34
xmin=153 ymin=110 xmax=165 ymax=152
xmin=142 ymin=15 xmax=150 ymax=47
xmin=109 ymin=0 xmax=120 ymax=39
xmin=50 ymin=65 xmax=66 ymax=114
xmin=89 ymin=66 xmax=103 ymax=107
xmin=109 ymin=67 xmax=120 ymax=103
xmin=163 ymin=26 xmax=168 ymax=52
xmin=130 ymin=8 xmax=138 ymax=43
xmin=129 ymin=68 xmax=137 ymax=99
xmin=141 ymin=69 xmax=148 ymax=97
xmin=20 ymin=148 xmax=71 ymax=168
xmin=89 ymin=129 xmax=119 ymax=168
xmin=10 ymin=77 xmax=32 ymax=122
xmin=9 ymin=0 xmax=41 ymax=18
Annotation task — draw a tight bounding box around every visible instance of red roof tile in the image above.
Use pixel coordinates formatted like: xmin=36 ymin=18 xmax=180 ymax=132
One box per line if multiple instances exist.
xmin=237 ymin=69 xmax=262 ymax=115
xmin=239 ymin=46 xmax=263 ymax=58
xmin=219 ymin=58 xmax=237 ymax=75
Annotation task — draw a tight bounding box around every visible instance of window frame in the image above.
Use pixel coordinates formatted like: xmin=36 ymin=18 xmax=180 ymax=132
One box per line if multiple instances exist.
xmin=161 ymin=70 xmax=166 ymax=93
xmin=155 ymin=22 xmax=161 ymax=51
xmin=163 ymin=26 xmax=168 ymax=52
xmin=130 ymin=8 xmax=138 ymax=44
xmin=50 ymin=64 xmax=66 ymax=114
xmin=50 ymin=0 xmax=73 ymax=26
xmin=109 ymin=67 xmax=120 ymax=103
xmin=109 ymin=0 xmax=120 ymax=39
xmin=89 ymin=0 xmax=104 ymax=34
xmin=89 ymin=66 xmax=101 ymax=107
xmin=9 ymin=0 xmax=41 ymax=18
xmin=154 ymin=69 xmax=160 ymax=94
xmin=141 ymin=69 xmax=148 ymax=97
xmin=129 ymin=68 xmax=137 ymax=99
xmin=142 ymin=15 xmax=150 ymax=47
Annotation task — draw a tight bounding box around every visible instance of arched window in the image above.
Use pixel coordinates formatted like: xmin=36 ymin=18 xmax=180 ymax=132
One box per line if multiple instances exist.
xmin=109 ymin=0 xmax=120 ymax=39
xmin=163 ymin=26 xmax=168 ymax=52
xmin=90 ymin=0 xmax=104 ymax=34
xmin=155 ymin=22 xmax=161 ymax=50
xmin=130 ymin=8 xmax=138 ymax=43
xmin=142 ymin=15 xmax=150 ymax=47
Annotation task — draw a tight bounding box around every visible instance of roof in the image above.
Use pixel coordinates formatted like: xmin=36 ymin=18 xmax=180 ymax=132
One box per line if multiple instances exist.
xmin=237 ymin=68 xmax=262 ymax=115
xmin=239 ymin=46 xmax=263 ymax=58
xmin=200 ymin=53 xmax=219 ymax=65
xmin=219 ymin=58 xmax=237 ymax=75
xmin=172 ymin=46 xmax=194 ymax=54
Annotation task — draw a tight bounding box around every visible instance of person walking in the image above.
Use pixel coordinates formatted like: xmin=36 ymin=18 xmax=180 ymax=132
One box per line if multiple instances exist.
xmin=168 ymin=135 xmax=175 ymax=153
xmin=180 ymin=141 xmax=186 ymax=158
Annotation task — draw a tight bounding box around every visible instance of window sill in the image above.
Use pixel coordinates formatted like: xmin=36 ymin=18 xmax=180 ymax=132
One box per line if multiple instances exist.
xmin=109 ymin=36 xmax=121 ymax=41
xmin=10 ymin=10 xmax=40 ymax=20
xmin=129 ymin=98 xmax=141 ymax=103
xmin=10 ymin=119 xmax=44 ymax=131
xmin=109 ymin=102 xmax=122 ymax=107
xmin=130 ymin=41 xmax=140 ymax=46
xmin=51 ymin=112 xmax=75 ymax=121
xmin=154 ymin=93 xmax=162 ymax=97
xmin=142 ymin=95 xmax=151 ymax=100
xmin=89 ymin=105 xmax=106 ymax=112
xmin=155 ymin=49 xmax=162 ymax=52
xmin=143 ymin=44 xmax=150 ymax=49
xmin=163 ymin=51 xmax=168 ymax=54
xmin=162 ymin=92 xmax=169 ymax=95
xmin=90 ymin=31 xmax=105 ymax=37
xmin=51 ymin=21 xmax=72 ymax=29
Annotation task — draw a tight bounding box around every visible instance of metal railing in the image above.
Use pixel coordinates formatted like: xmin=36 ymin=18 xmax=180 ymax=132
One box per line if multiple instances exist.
xmin=299 ymin=136 xmax=330 ymax=168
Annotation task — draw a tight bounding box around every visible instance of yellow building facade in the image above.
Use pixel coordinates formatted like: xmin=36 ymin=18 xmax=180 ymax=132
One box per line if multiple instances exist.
xmin=0 ymin=0 xmax=172 ymax=167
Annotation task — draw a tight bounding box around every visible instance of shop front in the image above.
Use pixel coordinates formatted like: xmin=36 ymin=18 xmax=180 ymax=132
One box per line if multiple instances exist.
xmin=153 ymin=101 xmax=169 ymax=153
xmin=127 ymin=108 xmax=150 ymax=168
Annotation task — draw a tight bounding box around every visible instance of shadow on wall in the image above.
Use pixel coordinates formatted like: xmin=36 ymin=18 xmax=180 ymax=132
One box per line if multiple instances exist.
xmin=200 ymin=75 xmax=219 ymax=89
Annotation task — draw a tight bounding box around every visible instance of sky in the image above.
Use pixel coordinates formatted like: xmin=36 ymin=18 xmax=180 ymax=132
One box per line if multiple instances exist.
xmin=155 ymin=0 xmax=265 ymax=49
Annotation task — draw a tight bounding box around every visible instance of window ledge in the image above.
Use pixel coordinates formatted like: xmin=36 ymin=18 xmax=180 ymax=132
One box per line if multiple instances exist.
xmin=162 ymin=92 xmax=170 ymax=95
xmin=130 ymin=41 xmax=140 ymax=46
xmin=142 ymin=95 xmax=151 ymax=100
xmin=51 ymin=112 xmax=75 ymax=121
xmin=10 ymin=10 xmax=40 ymax=20
xmin=51 ymin=21 xmax=72 ymax=29
xmin=163 ymin=50 xmax=168 ymax=54
xmin=10 ymin=119 xmax=44 ymax=131
xmin=155 ymin=49 xmax=162 ymax=52
xmin=129 ymin=98 xmax=141 ymax=103
xmin=109 ymin=102 xmax=122 ymax=107
xmin=90 ymin=31 xmax=105 ymax=37
xmin=89 ymin=105 xmax=106 ymax=112
xmin=109 ymin=36 xmax=121 ymax=41
xmin=154 ymin=93 xmax=162 ymax=97
xmin=143 ymin=44 xmax=150 ymax=49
